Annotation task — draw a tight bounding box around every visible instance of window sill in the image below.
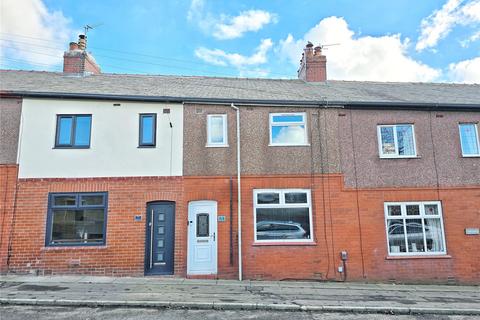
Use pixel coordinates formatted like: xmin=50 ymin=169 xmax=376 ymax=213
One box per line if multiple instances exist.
xmin=386 ymin=254 xmax=451 ymax=260
xmin=461 ymin=154 xmax=480 ymax=158
xmin=379 ymin=155 xmax=421 ymax=159
xmin=138 ymin=145 xmax=156 ymax=148
xmin=206 ymin=144 xmax=229 ymax=148
xmin=42 ymin=245 xmax=107 ymax=251
xmin=253 ymin=241 xmax=316 ymax=246
xmin=53 ymin=146 xmax=90 ymax=149
xmin=268 ymin=144 xmax=311 ymax=147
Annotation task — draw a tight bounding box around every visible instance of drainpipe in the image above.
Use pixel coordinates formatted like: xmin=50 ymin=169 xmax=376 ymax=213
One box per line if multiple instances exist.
xmin=230 ymin=103 xmax=242 ymax=281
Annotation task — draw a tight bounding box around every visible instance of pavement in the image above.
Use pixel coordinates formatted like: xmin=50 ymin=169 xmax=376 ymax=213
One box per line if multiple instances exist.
xmin=0 ymin=275 xmax=479 ymax=316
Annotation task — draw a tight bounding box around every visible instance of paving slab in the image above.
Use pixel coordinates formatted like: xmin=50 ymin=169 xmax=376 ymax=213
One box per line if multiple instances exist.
xmin=0 ymin=275 xmax=478 ymax=315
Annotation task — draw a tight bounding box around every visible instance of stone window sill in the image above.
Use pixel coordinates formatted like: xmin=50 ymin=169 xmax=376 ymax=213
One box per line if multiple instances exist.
xmin=253 ymin=242 xmax=317 ymax=247
xmin=386 ymin=255 xmax=451 ymax=260
xmin=41 ymin=245 xmax=108 ymax=251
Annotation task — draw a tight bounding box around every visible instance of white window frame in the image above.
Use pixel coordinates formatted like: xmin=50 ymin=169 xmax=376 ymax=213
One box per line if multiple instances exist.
xmin=384 ymin=201 xmax=447 ymax=257
xmin=377 ymin=124 xmax=417 ymax=158
xmin=253 ymin=189 xmax=314 ymax=243
xmin=269 ymin=112 xmax=308 ymax=146
xmin=459 ymin=123 xmax=480 ymax=157
xmin=206 ymin=114 xmax=228 ymax=147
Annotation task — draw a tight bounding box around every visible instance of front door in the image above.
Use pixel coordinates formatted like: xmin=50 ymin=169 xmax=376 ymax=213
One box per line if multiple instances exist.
xmin=145 ymin=202 xmax=175 ymax=275
xmin=187 ymin=201 xmax=217 ymax=275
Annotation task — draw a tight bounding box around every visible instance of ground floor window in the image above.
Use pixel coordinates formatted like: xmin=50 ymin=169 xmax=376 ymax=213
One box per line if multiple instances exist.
xmin=46 ymin=192 xmax=108 ymax=246
xmin=384 ymin=201 xmax=446 ymax=255
xmin=253 ymin=189 xmax=313 ymax=243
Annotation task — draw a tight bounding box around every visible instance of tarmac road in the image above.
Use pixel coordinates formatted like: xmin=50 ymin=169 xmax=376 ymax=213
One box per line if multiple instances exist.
xmin=1 ymin=306 xmax=479 ymax=320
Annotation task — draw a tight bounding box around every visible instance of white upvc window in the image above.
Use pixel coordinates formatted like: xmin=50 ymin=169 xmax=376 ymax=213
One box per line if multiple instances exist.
xmin=459 ymin=123 xmax=480 ymax=157
xmin=253 ymin=189 xmax=313 ymax=243
xmin=269 ymin=113 xmax=308 ymax=146
xmin=206 ymin=114 xmax=228 ymax=147
xmin=377 ymin=124 xmax=417 ymax=158
xmin=384 ymin=201 xmax=446 ymax=256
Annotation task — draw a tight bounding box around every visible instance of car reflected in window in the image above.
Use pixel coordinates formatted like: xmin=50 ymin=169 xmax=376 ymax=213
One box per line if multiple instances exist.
xmin=256 ymin=221 xmax=307 ymax=240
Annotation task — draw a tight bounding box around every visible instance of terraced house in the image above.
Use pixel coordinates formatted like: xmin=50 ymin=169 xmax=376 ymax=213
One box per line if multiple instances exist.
xmin=1 ymin=39 xmax=479 ymax=283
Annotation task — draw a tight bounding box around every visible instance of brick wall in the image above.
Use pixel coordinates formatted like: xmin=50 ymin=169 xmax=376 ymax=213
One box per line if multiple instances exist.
xmin=238 ymin=175 xmax=479 ymax=284
xmin=7 ymin=176 xmax=183 ymax=276
xmin=4 ymin=174 xmax=479 ymax=283
xmin=0 ymin=165 xmax=18 ymax=273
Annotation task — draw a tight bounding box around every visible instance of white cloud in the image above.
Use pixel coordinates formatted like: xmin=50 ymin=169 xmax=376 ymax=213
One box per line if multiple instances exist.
xmin=213 ymin=10 xmax=277 ymax=40
xmin=187 ymin=0 xmax=276 ymax=40
xmin=0 ymin=0 xmax=74 ymax=69
xmin=278 ymin=16 xmax=440 ymax=82
xmin=272 ymin=126 xmax=305 ymax=144
xmin=195 ymin=38 xmax=273 ymax=67
xmin=447 ymin=57 xmax=480 ymax=83
xmin=416 ymin=0 xmax=480 ymax=51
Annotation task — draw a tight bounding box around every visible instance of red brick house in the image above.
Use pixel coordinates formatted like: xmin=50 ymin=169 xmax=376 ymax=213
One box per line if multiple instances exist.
xmin=1 ymin=38 xmax=479 ymax=283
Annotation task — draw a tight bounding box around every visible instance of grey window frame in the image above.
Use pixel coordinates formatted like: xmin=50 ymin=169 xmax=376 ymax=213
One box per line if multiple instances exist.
xmin=54 ymin=114 xmax=92 ymax=148
xmin=139 ymin=113 xmax=157 ymax=147
xmin=45 ymin=192 xmax=108 ymax=247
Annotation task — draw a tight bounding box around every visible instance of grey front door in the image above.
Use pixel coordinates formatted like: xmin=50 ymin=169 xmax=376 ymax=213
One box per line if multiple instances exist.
xmin=145 ymin=202 xmax=175 ymax=275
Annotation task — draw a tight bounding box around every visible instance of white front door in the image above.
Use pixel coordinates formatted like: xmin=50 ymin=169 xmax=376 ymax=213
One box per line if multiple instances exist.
xmin=187 ymin=201 xmax=217 ymax=275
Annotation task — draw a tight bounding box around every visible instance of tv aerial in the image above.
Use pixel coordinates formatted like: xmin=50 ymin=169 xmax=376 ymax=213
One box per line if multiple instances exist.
xmin=83 ymin=23 xmax=103 ymax=36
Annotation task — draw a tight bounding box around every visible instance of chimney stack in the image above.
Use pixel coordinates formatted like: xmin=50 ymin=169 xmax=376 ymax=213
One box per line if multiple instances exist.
xmin=297 ymin=42 xmax=327 ymax=82
xmin=63 ymin=34 xmax=101 ymax=75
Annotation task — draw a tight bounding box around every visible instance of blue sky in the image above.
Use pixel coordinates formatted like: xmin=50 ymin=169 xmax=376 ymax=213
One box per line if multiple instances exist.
xmin=1 ymin=0 xmax=479 ymax=82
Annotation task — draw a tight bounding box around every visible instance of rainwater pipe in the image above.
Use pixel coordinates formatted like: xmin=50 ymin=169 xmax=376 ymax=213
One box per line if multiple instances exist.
xmin=230 ymin=103 xmax=242 ymax=281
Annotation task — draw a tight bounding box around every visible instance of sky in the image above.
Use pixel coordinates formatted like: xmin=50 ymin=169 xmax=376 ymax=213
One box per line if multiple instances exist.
xmin=0 ymin=0 xmax=479 ymax=83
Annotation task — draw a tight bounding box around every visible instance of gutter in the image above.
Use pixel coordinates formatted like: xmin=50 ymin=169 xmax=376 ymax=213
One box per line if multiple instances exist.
xmin=2 ymin=91 xmax=480 ymax=111
xmin=229 ymin=103 xmax=242 ymax=281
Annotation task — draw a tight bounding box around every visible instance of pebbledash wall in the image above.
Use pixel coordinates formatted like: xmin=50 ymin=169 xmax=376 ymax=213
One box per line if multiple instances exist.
xmin=0 ymin=97 xmax=22 ymax=273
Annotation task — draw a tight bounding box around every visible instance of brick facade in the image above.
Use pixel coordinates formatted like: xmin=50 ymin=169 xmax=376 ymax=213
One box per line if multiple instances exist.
xmin=7 ymin=176 xmax=183 ymax=276
xmin=4 ymin=173 xmax=478 ymax=284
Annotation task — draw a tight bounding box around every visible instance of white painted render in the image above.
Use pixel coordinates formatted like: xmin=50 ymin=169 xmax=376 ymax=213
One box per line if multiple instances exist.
xmin=18 ymin=99 xmax=183 ymax=178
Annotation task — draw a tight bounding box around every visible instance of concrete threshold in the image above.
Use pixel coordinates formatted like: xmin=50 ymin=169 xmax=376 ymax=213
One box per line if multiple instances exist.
xmin=1 ymin=298 xmax=479 ymax=316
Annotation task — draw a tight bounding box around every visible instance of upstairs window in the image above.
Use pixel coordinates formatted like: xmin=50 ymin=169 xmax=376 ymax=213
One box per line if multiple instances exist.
xmin=46 ymin=192 xmax=107 ymax=246
xmin=377 ymin=124 xmax=416 ymax=158
xmin=269 ymin=113 xmax=308 ymax=146
xmin=459 ymin=123 xmax=480 ymax=157
xmin=207 ymin=114 xmax=228 ymax=147
xmin=139 ymin=114 xmax=157 ymax=147
xmin=55 ymin=115 xmax=92 ymax=148
xmin=384 ymin=202 xmax=446 ymax=256
xmin=254 ymin=189 xmax=313 ymax=243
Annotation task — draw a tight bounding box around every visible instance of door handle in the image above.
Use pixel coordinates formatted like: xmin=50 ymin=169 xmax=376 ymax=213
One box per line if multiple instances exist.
xmin=150 ymin=209 xmax=154 ymax=269
xmin=212 ymin=232 xmax=216 ymax=241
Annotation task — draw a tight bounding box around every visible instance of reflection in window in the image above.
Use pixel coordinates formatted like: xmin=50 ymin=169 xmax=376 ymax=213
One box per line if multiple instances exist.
xmin=196 ymin=213 xmax=209 ymax=237
xmin=257 ymin=192 xmax=279 ymax=204
xmin=459 ymin=123 xmax=480 ymax=156
xmin=139 ymin=114 xmax=156 ymax=147
xmin=385 ymin=202 xmax=445 ymax=255
xmin=55 ymin=115 xmax=91 ymax=148
xmin=378 ymin=124 xmax=416 ymax=157
xmin=207 ymin=114 xmax=228 ymax=146
xmin=270 ymin=113 xmax=307 ymax=145
xmin=48 ymin=193 xmax=107 ymax=246
xmin=254 ymin=189 xmax=312 ymax=242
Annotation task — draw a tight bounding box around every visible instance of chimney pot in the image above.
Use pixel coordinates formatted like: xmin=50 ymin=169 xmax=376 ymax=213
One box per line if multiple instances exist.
xmin=69 ymin=42 xmax=79 ymax=51
xmin=78 ymin=34 xmax=87 ymax=50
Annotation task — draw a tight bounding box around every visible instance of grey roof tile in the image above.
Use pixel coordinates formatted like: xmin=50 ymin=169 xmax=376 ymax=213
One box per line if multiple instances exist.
xmin=1 ymin=70 xmax=479 ymax=105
